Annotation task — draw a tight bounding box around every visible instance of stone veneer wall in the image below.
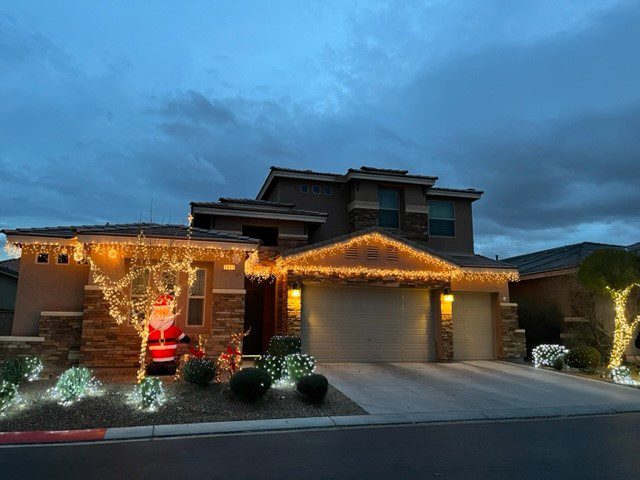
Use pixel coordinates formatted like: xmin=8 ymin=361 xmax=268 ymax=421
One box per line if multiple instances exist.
xmin=349 ymin=208 xmax=378 ymax=231
xmin=499 ymin=303 xmax=526 ymax=359
xmin=401 ymin=212 xmax=429 ymax=241
xmin=207 ymin=293 xmax=246 ymax=354
xmin=80 ymin=287 xmax=140 ymax=368
xmin=277 ymin=237 xmax=308 ymax=251
xmin=0 ymin=313 xmax=83 ymax=370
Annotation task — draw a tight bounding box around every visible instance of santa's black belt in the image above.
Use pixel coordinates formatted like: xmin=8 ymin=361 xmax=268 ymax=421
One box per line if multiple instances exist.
xmin=148 ymin=338 xmax=178 ymax=344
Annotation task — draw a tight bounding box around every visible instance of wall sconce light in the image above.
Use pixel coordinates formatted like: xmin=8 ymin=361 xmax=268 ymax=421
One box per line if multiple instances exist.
xmin=442 ymin=288 xmax=454 ymax=303
xmin=223 ymin=264 xmax=236 ymax=271
xmin=290 ymin=281 xmax=301 ymax=298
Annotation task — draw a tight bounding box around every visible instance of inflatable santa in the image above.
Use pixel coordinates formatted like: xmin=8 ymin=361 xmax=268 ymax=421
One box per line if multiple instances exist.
xmin=146 ymin=294 xmax=190 ymax=376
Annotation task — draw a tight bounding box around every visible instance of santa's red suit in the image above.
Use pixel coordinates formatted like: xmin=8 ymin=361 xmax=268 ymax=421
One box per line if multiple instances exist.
xmin=146 ymin=294 xmax=190 ymax=375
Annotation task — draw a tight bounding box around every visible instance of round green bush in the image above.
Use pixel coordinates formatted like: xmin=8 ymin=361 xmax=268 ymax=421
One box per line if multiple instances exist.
xmin=296 ymin=374 xmax=328 ymax=404
xmin=565 ymin=346 xmax=601 ymax=372
xmin=254 ymin=355 xmax=285 ymax=382
xmin=1 ymin=356 xmax=43 ymax=385
xmin=129 ymin=377 xmax=166 ymax=412
xmin=230 ymin=367 xmax=272 ymax=401
xmin=182 ymin=358 xmax=217 ymax=387
xmin=0 ymin=380 xmax=18 ymax=417
xmin=285 ymin=353 xmax=316 ymax=383
xmin=552 ymin=356 xmax=564 ymax=371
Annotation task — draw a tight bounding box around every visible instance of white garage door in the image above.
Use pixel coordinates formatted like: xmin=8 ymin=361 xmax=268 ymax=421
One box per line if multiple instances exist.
xmin=452 ymin=292 xmax=495 ymax=360
xmin=301 ymin=285 xmax=435 ymax=362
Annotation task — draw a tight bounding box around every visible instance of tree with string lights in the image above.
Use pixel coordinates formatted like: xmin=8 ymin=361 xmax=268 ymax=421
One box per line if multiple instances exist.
xmin=577 ymin=249 xmax=640 ymax=370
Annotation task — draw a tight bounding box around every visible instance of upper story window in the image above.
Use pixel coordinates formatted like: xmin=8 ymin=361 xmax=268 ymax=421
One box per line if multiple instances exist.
xmin=428 ymin=200 xmax=455 ymax=237
xmin=299 ymin=184 xmax=309 ymax=193
xmin=324 ymin=185 xmax=333 ymax=196
xmin=311 ymin=185 xmax=321 ymax=195
xmin=378 ymin=188 xmax=400 ymax=228
xmin=56 ymin=253 xmax=69 ymax=265
xmin=36 ymin=253 xmax=49 ymax=264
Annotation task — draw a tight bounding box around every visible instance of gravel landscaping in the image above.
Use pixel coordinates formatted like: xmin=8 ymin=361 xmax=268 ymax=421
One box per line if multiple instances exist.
xmin=0 ymin=377 xmax=365 ymax=432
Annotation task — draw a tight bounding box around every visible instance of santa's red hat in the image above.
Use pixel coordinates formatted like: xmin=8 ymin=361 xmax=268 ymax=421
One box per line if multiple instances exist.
xmin=154 ymin=294 xmax=174 ymax=307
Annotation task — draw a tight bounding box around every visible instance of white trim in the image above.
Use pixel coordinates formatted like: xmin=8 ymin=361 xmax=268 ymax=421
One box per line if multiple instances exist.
xmin=7 ymin=235 xmax=75 ymax=246
xmin=152 ymin=356 xmax=176 ymax=362
xmin=149 ymin=344 xmax=178 ymax=351
xmin=186 ymin=268 xmax=206 ymax=327
xmin=41 ymin=311 xmax=83 ymax=317
xmin=55 ymin=253 xmax=70 ymax=265
xmin=406 ymin=204 xmax=429 ymax=214
xmin=278 ymin=233 xmax=308 ymax=239
xmin=35 ymin=252 xmax=50 ymax=265
xmin=211 ymin=288 xmax=246 ymax=294
xmin=428 ymin=188 xmax=483 ymax=199
xmin=499 ymin=302 xmax=518 ymax=307
xmin=347 ymin=200 xmax=379 ymax=211
xmin=0 ymin=336 xmax=45 ymax=343
xmin=191 ymin=206 xmax=326 ymax=224
xmin=85 ymin=285 xmax=102 ymax=290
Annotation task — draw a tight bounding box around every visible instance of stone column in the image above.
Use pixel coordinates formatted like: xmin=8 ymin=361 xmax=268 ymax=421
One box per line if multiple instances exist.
xmin=499 ymin=302 xmax=526 ymax=359
xmin=208 ymin=292 xmax=246 ymax=354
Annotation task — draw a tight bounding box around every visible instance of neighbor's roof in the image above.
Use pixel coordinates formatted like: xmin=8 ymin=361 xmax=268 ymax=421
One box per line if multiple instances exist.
xmin=190 ymin=198 xmax=328 ymax=222
xmin=503 ymin=242 xmax=626 ymax=277
xmin=628 ymin=242 xmax=640 ymax=253
xmin=0 ymin=258 xmax=20 ymax=278
xmin=2 ymin=223 xmax=259 ymax=244
xmin=281 ymin=227 xmax=515 ymax=270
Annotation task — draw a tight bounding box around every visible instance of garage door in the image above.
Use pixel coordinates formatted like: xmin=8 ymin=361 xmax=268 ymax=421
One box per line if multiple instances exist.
xmin=301 ymin=285 xmax=435 ymax=362
xmin=452 ymin=292 xmax=495 ymax=360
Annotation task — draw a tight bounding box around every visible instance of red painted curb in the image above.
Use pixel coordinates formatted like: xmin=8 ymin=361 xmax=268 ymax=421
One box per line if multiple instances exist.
xmin=0 ymin=428 xmax=106 ymax=445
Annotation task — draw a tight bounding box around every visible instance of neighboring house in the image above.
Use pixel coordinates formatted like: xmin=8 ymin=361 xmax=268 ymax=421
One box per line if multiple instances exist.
xmin=0 ymin=258 xmax=19 ymax=335
xmin=504 ymin=242 xmax=640 ymax=359
xmin=1 ymin=165 xmax=525 ymax=368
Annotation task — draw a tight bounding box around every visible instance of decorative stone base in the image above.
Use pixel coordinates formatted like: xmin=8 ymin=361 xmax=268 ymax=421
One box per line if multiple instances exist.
xmin=349 ymin=208 xmax=378 ymax=231
xmin=208 ymin=293 xmax=246 ymax=354
xmin=499 ymin=303 xmax=526 ymax=359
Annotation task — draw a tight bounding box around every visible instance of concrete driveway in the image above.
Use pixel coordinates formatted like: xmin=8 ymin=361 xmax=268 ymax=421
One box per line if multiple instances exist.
xmin=317 ymin=361 xmax=640 ymax=418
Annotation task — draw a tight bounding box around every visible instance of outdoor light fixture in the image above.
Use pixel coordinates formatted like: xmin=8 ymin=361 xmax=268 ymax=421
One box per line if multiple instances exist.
xmin=290 ymin=282 xmax=301 ymax=297
xmin=107 ymin=248 xmax=118 ymax=260
xmin=443 ymin=288 xmax=454 ymax=303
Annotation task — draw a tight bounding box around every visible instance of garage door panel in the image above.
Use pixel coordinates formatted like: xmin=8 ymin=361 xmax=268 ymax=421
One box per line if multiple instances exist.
xmin=452 ymin=292 xmax=495 ymax=360
xmin=301 ymin=285 xmax=434 ymax=362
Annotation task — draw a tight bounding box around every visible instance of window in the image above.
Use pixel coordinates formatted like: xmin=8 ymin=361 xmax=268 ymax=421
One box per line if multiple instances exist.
xmin=187 ymin=268 xmax=206 ymax=326
xmin=324 ymin=185 xmax=333 ymax=196
xmin=428 ymin=200 xmax=455 ymax=236
xmin=56 ymin=253 xmax=69 ymax=265
xmin=131 ymin=269 xmax=150 ymax=320
xmin=299 ymin=184 xmax=309 ymax=193
xmin=312 ymin=185 xmax=321 ymax=195
xmin=378 ymin=188 xmax=400 ymax=228
xmin=36 ymin=253 xmax=49 ymax=264
xmin=242 ymin=225 xmax=278 ymax=246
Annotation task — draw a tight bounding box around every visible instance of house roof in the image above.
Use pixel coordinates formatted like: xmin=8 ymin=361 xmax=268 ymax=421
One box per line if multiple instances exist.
xmin=190 ymin=198 xmax=328 ymax=223
xmin=628 ymin=242 xmax=640 ymax=253
xmin=0 ymin=258 xmax=19 ymax=278
xmin=2 ymin=223 xmax=259 ymax=245
xmin=503 ymin=242 xmax=626 ymax=277
xmin=281 ymin=227 xmax=515 ymax=270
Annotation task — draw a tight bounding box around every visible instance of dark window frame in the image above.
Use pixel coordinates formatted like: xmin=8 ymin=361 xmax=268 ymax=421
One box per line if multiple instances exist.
xmin=378 ymin=187 xmax=400 ymax=229
xmin=428 ymin=200 xmax=456 ymax=237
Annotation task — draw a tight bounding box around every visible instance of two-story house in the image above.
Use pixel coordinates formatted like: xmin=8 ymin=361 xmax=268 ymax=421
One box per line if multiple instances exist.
xmin=1 ymin=165 xmax=524 ymax=370
xmin=190 ymin=166 xmax=523 ymax=362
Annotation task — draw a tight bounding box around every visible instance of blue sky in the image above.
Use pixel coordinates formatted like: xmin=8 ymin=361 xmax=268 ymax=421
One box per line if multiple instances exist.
xmin=1 ymin=0 xmax=639 ymax=258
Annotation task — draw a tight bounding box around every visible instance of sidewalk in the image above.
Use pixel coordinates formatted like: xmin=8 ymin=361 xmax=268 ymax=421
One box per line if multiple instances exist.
xmin=3 ymin=402 xmax=640 ymax=446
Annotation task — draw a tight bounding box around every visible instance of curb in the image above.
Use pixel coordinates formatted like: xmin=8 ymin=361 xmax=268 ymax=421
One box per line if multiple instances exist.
xmin=3 ymin=404 xmax=640 ymax=446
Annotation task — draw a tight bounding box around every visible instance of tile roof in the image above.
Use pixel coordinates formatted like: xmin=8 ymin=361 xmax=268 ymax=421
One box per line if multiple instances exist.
xmin=503 ymin=242 xmax=626 ymax=276
xmin=0 ymin=258 xmax=20 ymax=277
xmin=2 ymin=223 xmax=259 ymax=244
xmin=282 ymin=227 xmax=515 ymax=270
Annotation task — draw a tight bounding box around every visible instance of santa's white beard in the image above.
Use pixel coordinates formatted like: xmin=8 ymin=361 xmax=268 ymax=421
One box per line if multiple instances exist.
xmin=149 ymin=315 xmax=175 ymax=331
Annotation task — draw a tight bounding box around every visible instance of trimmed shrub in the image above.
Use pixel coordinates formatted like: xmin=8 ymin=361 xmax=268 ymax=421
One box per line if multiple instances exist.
xmin=182 ymin=358 xmax=217 ymax=387
xmin=50 ymin=367 xmax=101 ymax=406
xmin=296 ymin=374 xmax=328 ymax=404
xmin=254 ymin=355 xmax=285 ymax=383
xmin=1 ymin=356 xmax=43 ymax=385
xmin=129 ymin=377 xmax=166 ymax=412
xmin=230 ymin=367 xmax=271 ymax=401
xmin=532 ymin=344 xmax=567 ymax=368
xmin=564 ymin=346 xmax=601 ymax=372
xmin=285 ymin=353 xmax=316 ymax=383
xmin=610 ymin=366 xmax=640 ymax=386
xmin=552 ymin=356 xmax=564 ymax=371
xmin=0 ymin=380 xmax=19 ymax=417
xmin=268 ymin=336 xmax=301 ymax=357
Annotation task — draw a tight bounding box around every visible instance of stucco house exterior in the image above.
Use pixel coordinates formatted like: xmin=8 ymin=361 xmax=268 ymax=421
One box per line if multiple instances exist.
xmin=1 ymin=165 xmax=525 ymax=369
xmin=0 ymin=258 xmax=19 ymax=335
xmin=505 ymin=242 xmax=640 ymax=359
